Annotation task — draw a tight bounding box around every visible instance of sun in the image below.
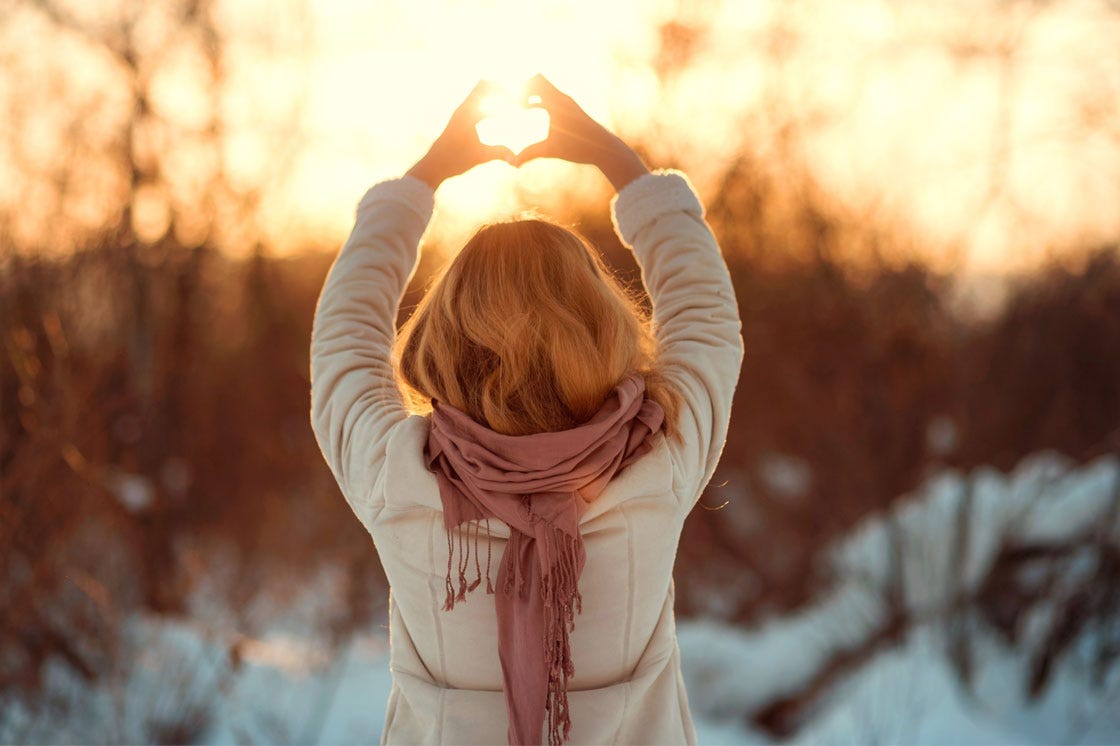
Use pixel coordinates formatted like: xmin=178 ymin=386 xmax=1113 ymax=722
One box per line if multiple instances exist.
xmin=475 ymin=82 xmax=550 ymax=156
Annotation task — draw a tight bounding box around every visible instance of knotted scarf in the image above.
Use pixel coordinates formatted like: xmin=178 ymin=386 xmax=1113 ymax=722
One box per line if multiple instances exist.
xmin=425 ymin=371 xmax=665 ymax=746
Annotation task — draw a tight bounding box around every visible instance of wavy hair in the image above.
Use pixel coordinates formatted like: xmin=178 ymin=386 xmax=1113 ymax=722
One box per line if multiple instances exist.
xmin=392 ymin=218 xmax=681 ymax=439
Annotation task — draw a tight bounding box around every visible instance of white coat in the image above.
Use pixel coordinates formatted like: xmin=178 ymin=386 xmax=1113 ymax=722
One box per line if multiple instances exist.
xmin=311 ymin=169 xmax=744 ymax=744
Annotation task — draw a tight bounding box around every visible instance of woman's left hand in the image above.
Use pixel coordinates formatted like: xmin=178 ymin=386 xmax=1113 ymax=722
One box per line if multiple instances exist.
xmin=407 ymin=80 xmax=516 ymax=190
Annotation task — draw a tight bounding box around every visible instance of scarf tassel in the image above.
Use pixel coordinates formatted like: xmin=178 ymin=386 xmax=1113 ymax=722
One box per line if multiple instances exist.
xmin=444 ymin=517 xmax=496 ymax=611
xmin=540 ymin=527 xmax=583 ymax=746
xmin=444 ymin=519 xmax=584 ymax=746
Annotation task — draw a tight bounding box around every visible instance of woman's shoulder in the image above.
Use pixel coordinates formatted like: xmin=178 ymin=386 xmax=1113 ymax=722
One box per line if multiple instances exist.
xmin=584 ymin=432 xmax=679 ymax=519
xmin=378 ymin=414 xmax=443 ymax=513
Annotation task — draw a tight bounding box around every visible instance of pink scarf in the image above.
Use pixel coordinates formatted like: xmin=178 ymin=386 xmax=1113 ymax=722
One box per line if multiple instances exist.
xmin=425 ymin=371 xmax=664 ymax=746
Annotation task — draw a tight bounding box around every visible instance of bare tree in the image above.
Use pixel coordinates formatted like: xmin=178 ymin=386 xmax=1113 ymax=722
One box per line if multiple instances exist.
xmin=0 ymin=0 xmax=313 ymax=690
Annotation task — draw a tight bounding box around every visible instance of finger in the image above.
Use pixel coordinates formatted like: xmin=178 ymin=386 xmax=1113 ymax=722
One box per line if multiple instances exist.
xmin=453 ymin=79 xmax=498 ymax=120
xmin=482 ymin=144 xmax=516 ymax=165
xmin=527 ymin=73 xmax=560 ymax=95
xmin=466 ymin=78 xmax=499 ymax=103
xmin=513 ymin=141 xmax=551 ymax=167
xmin=524 ymin=73 xmax=567 ymax=106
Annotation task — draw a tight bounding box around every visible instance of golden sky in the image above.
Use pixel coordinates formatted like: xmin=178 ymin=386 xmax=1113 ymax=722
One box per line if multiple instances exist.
xmin=2 ymin=0 xmax=1119 ymax=271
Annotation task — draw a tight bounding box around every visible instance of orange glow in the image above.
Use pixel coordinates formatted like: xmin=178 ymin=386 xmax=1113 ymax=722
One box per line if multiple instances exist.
xmin=1 ymin=0 xmax=1118 ymax=272
xmin=276 ymin=0 xmax=633 ymax=258
xmin=248 ymin=0 xmax=1120 ymax=270
xmin=475 ymin=85 xmax=550 ymax=155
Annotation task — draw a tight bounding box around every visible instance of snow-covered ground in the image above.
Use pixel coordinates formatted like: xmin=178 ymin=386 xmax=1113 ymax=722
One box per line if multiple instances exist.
xmin=686 ymin=620 xmax=1120 ymax=745
xmin=3 ymin=451 xmax=1118 ymax=745
xmin=6 ymin=613 xmax=1115 ymax=745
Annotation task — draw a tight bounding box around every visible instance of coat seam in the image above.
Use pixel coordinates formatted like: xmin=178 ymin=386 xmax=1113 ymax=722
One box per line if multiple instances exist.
xmin=613 ymin=505 xmax=635 ymax=745
xmin=428 ymin=510 xmax=447 ymax=742
xmin=613 ymin=680 xmax=633 ymax=746
xmin=622 ymin=504 xmax=635 ymax=668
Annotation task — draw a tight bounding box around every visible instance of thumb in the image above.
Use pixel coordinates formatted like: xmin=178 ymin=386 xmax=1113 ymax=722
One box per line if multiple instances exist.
xmin=483 ymin=143 xmax=516 ymax=165
xmin=513 ymin=141 xmax=550 ymax=167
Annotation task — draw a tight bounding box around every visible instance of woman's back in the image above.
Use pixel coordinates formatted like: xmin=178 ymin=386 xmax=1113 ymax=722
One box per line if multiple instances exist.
xmin=309 ymin=77 xmax=743 ymax=745
xmin=376 ymin=415 xmax=681 ymax=688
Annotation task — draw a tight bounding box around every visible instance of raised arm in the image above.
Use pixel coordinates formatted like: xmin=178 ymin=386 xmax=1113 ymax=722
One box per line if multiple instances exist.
xmin=611 ymin=170 xmax=744 ymax=510
xmin=518 ymin=75 xmax=745 ymax=510
xmin=310 ymin=82 xmax=513 ymax=529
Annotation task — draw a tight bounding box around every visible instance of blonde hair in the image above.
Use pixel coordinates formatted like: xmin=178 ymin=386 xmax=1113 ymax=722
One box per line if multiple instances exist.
xmin=392 ymin=218 xmax=681 ymax=439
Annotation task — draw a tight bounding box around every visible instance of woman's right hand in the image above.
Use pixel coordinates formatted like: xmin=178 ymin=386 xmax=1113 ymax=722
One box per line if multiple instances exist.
xmin=514 ymin=74 xmax=650 ymax=192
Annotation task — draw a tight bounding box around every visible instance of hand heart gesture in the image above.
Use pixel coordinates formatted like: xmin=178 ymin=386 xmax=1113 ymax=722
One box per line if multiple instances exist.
xmin=409 ymin=75 xmax=648 ymax=192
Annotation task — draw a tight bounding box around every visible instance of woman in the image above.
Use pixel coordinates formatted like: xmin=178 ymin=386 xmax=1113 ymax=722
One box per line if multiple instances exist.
xmin=310 ymin=75 xmax=744 ymax=745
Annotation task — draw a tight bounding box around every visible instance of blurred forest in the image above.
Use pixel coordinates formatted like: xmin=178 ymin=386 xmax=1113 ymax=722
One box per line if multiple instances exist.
xmin=2 ymin=0 xmax=1119 ymax=741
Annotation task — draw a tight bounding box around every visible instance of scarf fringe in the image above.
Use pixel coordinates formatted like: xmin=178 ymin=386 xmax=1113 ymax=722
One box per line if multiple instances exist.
xmin=444 ymin=517 xmax=495 ymax=612
xmin=540 ymin=527 xmax=582 ymax=746
xmin=443 ymin=516 xmax=583 ymax=746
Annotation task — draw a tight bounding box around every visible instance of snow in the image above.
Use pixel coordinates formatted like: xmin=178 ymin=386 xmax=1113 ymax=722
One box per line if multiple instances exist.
xmin=684 ymin=620 xmax=1120 ymax=746
xmin=792 ymin=627 xmax=1019 ymax=746
xmin=202 ymin=629 xmax=392 ymax=745
xmin=830 ymin=451 xmax=1119 ymax=616
xmin=681 ymin=450 xmax=1120 ymax=744
xmin=757 ymin=452 xmax=813 ymax=502
xmin=926 ymin=415 xmax=958 ymax=456
xmin=677 ymin=582 xmax=887 ymax=716
xmin=106 ymin=469 xmax=155 ymax=512
xmin=4 ymin=451 xmax=1119 ymax=745
xmin=6 ymin=596 xmax=1117 ymax=746
xmin=1 ymin=577 xmax=392 ymax=745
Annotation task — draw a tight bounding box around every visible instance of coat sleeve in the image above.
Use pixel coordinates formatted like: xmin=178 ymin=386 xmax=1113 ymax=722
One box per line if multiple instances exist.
xmin=610 ymin=169 xmax=745 ymax=511
xmin=310 ymin=175 xmax=434 ymax=529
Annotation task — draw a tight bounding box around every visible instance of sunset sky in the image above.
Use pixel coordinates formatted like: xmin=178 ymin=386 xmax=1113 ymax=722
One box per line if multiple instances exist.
xmin=2 ymin=0 xmax=1119 ymax=271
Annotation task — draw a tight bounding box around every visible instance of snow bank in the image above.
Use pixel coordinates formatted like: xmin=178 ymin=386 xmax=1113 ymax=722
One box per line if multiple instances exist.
xmin=5 ymin=452 xmax=1117 ymax=745
xmin=683 ymin=619 xmax=1120 ymax=745
xmin=680 ymin=451 xmax=1120 ymax=741
xmin=833 ymin=452 xmax=1120 ymax=612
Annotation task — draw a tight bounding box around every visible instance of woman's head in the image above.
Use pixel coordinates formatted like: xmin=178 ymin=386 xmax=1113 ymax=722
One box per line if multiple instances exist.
xmin=393 ymin=218 xmax=679 ymax=437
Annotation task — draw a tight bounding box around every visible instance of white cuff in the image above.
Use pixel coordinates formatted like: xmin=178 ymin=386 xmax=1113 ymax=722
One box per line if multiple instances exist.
xmin=609 ymin=169 xmax=704 ymax=248
xmin=356 ymin=175 xmax=436 ymax=224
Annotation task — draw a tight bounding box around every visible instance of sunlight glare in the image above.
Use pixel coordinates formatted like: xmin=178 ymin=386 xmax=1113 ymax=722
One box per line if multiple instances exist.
xmin=11 ymin=0 xmax=1108 ymax=272
xmin=475 ymin=82 xmax=550 ymax=155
